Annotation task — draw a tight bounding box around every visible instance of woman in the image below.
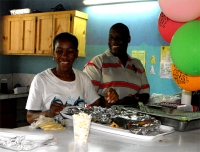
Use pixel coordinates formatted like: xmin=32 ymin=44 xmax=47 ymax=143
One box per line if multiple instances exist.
xmin=26 ymin=32 xmax=118 ymax=124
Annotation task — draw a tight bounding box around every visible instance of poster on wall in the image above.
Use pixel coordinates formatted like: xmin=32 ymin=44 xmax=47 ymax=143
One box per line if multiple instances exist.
xmin=132 ymin=50 xmax=146 ymax=69
xmin=160 ymin=46 xmax=172 ymax=78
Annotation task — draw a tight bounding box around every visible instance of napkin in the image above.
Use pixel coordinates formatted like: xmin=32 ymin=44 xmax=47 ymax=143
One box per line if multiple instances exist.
xmin=0 ymin=129 xmax=58 ymax=151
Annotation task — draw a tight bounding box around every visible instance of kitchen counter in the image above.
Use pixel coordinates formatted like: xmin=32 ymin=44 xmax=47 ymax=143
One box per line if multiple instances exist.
xmin=0 ymin=93 xmax=29 ymax=100
xmin=1 ymin=122 xmax=200 ymax=152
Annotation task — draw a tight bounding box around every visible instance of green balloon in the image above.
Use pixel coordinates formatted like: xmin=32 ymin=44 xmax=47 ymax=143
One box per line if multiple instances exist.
xmin=170 ymin=20 xmax=200 ymax=76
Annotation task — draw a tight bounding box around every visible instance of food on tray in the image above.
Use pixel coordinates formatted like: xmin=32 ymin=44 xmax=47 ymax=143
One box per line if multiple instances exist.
xmin=31 ymin=115 xmax=65 ymax=130
xmin=110 ymin=116 xmax=130 ymax=129
xmin=109 ymin=112 xmax=161 ymax=135
xmin=60 ymin=106 xmax=161 ymax=135
xmin=110 ymin=122 xmax=119 ymax=128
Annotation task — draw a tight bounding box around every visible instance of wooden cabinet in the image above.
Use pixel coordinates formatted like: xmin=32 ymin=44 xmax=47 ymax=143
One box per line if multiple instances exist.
xmin=3 ymin=16 xmax=36 ymax=54
xmin=1 ymin=10 xmax=88 ymax=57
xmin=36 ymin=14 xmax=53 ymax=55
xmin=35 ymin=13 xmax=71 ymax=55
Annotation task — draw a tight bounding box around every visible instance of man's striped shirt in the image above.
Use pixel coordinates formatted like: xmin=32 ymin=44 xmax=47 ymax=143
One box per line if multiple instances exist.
xmin=83 ymin=49 xmax=150 ymax=99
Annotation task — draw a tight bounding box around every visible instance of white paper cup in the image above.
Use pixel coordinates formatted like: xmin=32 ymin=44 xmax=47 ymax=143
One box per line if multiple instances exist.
xmin=73 ymin=114 xmax=92 ymax=143
xmin=181 ymin=90 xmax=192 ymax=105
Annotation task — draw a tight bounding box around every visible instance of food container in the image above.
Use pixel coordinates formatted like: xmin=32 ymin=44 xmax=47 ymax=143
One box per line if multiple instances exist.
xmin=138 ymin=103 xmax=200 ymax=131
xmin=10 ymin=8 xmax=31 ymax=15
xmin=156 ymin=116 xmax=200 ymax=131
xmin=60 ymin=106 xmax=175 ymax=140
xmin=62 ymin=112 xmax=175 ymax=141
xmin=13 ymin=87 xmax=28 ymax=94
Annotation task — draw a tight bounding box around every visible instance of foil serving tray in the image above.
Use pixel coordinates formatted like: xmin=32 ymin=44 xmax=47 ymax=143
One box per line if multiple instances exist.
xmin=90 ymin=122 xmax=174 ymax=140
xmin=64 ymin=117 xmax=174 ymax=140
xmin=137 ymin=103 xmax=200 ymax=131
xmin=155 ymin=116 xmax=200 ymax=132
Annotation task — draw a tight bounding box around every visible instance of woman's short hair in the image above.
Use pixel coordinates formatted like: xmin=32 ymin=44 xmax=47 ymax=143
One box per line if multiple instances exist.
xmin=53 ymin=32 xmax=78 ymax=51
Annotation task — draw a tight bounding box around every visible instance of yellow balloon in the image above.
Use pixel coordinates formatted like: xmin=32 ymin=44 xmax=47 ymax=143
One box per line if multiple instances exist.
xmin=172 ymin=64 xmax=200 ymax=91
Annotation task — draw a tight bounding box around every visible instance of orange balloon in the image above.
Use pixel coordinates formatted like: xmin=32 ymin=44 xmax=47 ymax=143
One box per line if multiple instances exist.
xmin=172 ymin=64 xmax=200 ymax=91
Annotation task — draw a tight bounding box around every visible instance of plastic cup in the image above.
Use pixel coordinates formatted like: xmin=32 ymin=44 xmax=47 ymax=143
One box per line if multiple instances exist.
xmin=72 ymin=113 xmax=92 ymax=143
xmin=181 ymin=90 xmax=192 ymax=105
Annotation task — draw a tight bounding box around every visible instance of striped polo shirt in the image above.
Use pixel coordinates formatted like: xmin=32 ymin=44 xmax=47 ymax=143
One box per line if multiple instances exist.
xmin=83 ymin=49 xmax=150 ymax=99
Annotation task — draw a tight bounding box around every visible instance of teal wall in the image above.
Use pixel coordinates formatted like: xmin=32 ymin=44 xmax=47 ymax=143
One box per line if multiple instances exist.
xmin=0 ymin=0 xmax=181 ymax=95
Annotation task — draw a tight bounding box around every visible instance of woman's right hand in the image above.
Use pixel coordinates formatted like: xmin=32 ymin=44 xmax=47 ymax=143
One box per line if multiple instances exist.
xmin=46 ymin=102 xmax=66 ymax=117
xmin=27 ymin=102 xmax=65 ymax=124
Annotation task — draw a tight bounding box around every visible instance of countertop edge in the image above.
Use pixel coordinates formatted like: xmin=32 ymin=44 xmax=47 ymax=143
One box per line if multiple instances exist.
xmin=0 ymin=93 xmax=29 ymax=100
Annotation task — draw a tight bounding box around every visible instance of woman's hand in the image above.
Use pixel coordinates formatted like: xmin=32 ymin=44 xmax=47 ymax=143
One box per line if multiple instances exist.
xmin=46 ymin=102 xmax=66 ymax=117
xmin=27 ymin=102 xmax=65 ymax=124
xmin=104 ymin=88 xmax=119 ymax=104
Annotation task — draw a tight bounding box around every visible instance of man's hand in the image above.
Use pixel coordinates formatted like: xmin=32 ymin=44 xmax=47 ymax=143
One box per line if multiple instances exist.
xmin=104 ymin=88 xmax=119 ymax=103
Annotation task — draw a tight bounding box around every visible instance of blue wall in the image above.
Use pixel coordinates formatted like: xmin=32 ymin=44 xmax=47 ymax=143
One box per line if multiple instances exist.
xmin=0 ymin=0 xmax=181 ymax=95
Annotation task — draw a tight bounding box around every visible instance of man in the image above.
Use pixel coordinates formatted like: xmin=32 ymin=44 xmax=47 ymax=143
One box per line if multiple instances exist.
xmin=83 ymin=23 xmax=150 ymax=107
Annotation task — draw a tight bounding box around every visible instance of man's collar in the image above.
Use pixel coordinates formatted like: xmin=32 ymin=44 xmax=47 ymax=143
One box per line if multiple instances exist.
xmin=105 ymin=49 xmax=113 ymax=57
xmin=105 ymin=49 xmax=132 ymax=61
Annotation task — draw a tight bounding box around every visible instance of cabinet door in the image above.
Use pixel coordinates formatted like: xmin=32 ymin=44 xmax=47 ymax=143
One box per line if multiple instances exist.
xmin=0 ymin=99 xmax=17 ymax=128
xmin=1 ymin=17 xmax=8 ymax=53
xmin=71 ymin=17 xmax=87 ymax=57
xmin=20 ymin=16 xmax=36 ymax=54
xmin=52 ymin=14 xmax=71 ymax=40
xmin=7 ymin=17 xmax=21 ymax=54
xmin=36 ymin=15 xmax=53 ymax=55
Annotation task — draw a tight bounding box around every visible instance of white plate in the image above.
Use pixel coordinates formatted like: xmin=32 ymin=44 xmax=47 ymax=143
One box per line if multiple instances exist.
xmin=90 ymin=122 xmax=175 ymax=140
xmin=60 ymin=113 xmax=73 ymax=119
xmin=0 ymin=129 xmax=54 ymax=143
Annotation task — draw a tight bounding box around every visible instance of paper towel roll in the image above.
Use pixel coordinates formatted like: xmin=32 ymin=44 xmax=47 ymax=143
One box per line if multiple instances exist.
xmin=181 ymin=90 xmax=192 ymax=105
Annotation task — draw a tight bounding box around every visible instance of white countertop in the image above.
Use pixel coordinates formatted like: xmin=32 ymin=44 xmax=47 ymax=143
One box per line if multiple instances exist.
xmin=0 ymin=93 xmax=28 ymax=100
xmin=1 ymin=122 xmax=200 ymax=152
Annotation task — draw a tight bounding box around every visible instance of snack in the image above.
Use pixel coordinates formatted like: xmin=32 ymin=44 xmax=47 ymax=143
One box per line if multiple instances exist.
xmin=61 ymin=106 xmax=161 ymax=135
xmin=110 ymin=122 xmax=119 ymax=128
xmin=33 ymin=115 xmax=65 ymax=131
xmin=73 ymin=113 xmax=92 ymax=143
